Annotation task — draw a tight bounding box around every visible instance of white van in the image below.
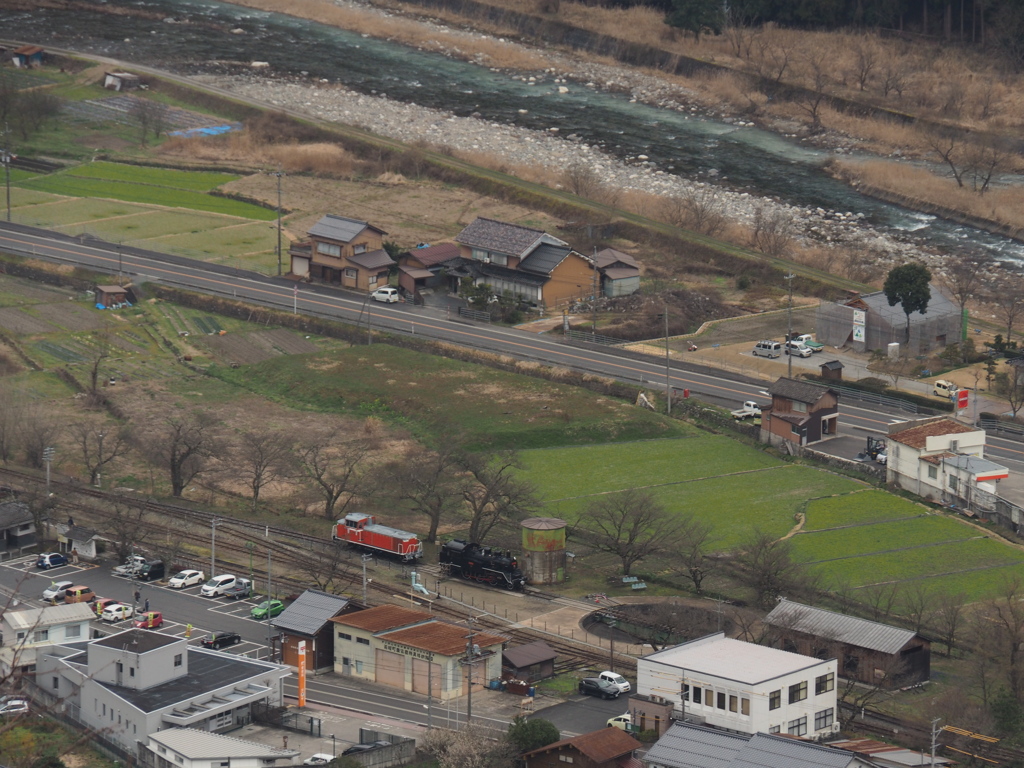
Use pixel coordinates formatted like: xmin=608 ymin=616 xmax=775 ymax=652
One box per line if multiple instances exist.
xmin=200 ymin=574 xmax=237 ymax=597
xmin=752 ymin=340 xmax=782 ymax=358
xmin=599 ymin=671 xmax=631 ymax=693
xmin=933 ymin=380 xmax=959 ymax=399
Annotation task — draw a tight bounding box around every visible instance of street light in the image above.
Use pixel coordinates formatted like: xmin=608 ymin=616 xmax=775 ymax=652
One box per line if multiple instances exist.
xmin=361 ymin=554 xmax=373 ymax=604
xmin=1 ymin=121 xmax=12 ymax=223
xmin=330 ymin=734 xmax=336 ymax=759
xmin=784 ymin=273 xmax=796 ymax=378
xmin=43 ymin=446 xmax=55 ymax=496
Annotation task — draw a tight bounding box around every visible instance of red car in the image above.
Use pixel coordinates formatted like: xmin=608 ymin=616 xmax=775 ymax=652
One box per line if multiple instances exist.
xmin=94 ymin=598 xmax=120 ymax=618
xmin=134 ymin=611 xmax=163 ymax=629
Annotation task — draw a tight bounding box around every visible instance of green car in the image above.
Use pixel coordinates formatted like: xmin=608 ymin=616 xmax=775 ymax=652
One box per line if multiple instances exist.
xmin=250 ymin=599 xmax=285 ymax=620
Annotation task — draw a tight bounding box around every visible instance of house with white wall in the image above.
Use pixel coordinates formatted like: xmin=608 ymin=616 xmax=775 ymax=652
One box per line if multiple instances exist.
xmin=142 ymin=728 xmax=299 ymax=768
xmin=0 ymin=603 xmax=96 ymax=677
xmin=637 ymin=633 xmax=838 ymax=739
xmin=886 ymin=416 xmax=1007 ymax=505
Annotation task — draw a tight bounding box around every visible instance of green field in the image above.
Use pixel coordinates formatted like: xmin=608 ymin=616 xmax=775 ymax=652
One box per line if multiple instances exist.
xmin=67 ymin=161 xmax=239 ymax=191
xmin=802 ymin=489 xmax=927 ymax=530
xmin=792 ymin=516 xmax=977 ymax=562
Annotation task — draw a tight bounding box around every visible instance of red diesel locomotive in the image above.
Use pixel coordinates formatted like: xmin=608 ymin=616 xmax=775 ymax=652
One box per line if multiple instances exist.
xmin=332 ymin=512 xmax=423 ymax=561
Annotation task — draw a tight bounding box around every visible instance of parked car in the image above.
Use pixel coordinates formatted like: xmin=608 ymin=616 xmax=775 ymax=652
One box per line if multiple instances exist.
xmin=303 ymin=755 xmax=335 ymax=766
xmin=342 ymin=742 xmax=391 ymax=756
xmin=137 ymin=560 xmax=165 ymax=582
xmin=250 ymin=599 xmax=285 ymax=620
xmin=201 ymin=631 xmax=242 ymax=650
xmin=64 ymin=585 xmax=96 ymax=604
xmin=791 ymin=333 xmax=824 ymax=353
xmin=42 ymin=580 xmax=75 ymax=602
xmin=101 ymin=603 xmax=135 ymax=622
xmin=370 ymin=286 xmax=399 ymax=303
xmin=607 ymin=714 xmax=632 ymax=731
xmin=94 ymin=598 xmax=121 ymax=617
xmin=752 ymin=340 xmax=782 ymax=359
xmin=134 ymin=611 xmax=163 ymax=629
xmin=36 ymin=552 xmax=68 ymax=570
xmin=0 ymin=696 xmax=29 ymax=717
xmin=113 ymin=554 xmax=148 ymax=577
xmin=168 ymin=569 xmax=205 ymax=589
xmin=578 ymin=677 xmax=620 ymax=700
xmin=599 ymin=671 xmax=631 ymax=693
xmin=784 ymin=340 xmax=813 ymax=358
xmin=200 ymin=574 xmax=237 ymax=597
xmin=934 ymin=379 xmax=960 ymax=399
xmin=222 ymin=578 xmax=253 ymax=600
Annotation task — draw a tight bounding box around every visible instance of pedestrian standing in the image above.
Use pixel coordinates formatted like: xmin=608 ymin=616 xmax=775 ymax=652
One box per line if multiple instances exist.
xmin=71 ymin=548 xmax=79 ymax=564
xmin=134 ymin=589 xmax=141 ymax=604
xmin=144 ymin=598 xmax=150 ymax=613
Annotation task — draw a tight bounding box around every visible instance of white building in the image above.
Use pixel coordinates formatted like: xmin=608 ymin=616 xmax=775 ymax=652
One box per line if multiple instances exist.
xmin=0 ymin=602 xmax=96 ymax=677
xmin=143 ymin=728 xmax=299 ymax=768
xmin=37 ymin=629 xmax=290 ymax=754
xmin=886 ymin=416 xmax=1007 ymax=505
xmin=637 ymin=633 xmax=838 ymax=738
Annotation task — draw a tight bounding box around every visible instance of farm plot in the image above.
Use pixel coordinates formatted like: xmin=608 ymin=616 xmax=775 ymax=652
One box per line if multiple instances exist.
xmin=33 ymin=340 xmax=89 ymax=364
xmin=26 ymin=197 xmax=150 ymax=227
xmin=37 ymin=303 xmax=111 ymax=332
xmin=101 ymin=210 xmax=242 ymax=242
xmin=202 ymin=329 xmax=318 ymax=365
xmin=150 ymin=222 xmax=279 ymax=258
xmin=68 ymin=162 xmax=240 ymax=191
xmin=790 ymin=515 xmax=976 ymax=563
xmin=0 ymin=278 xmax=74 ymax=307
xmin=801 ymin=489 xmax=927 ymax=530
xmin=0 ymin=307 xmax=58 ymax=334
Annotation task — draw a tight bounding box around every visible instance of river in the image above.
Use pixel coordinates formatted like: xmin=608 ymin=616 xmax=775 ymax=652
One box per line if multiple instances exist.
xmin=5 ymin=0 xmax=1023 ymax=265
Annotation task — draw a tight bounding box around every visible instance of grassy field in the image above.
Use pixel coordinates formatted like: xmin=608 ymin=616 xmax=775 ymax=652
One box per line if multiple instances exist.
xmin=67 ymin=161 xmax=240 ymax=191
xmin=801 ymin=489 xmax=926 ymax=530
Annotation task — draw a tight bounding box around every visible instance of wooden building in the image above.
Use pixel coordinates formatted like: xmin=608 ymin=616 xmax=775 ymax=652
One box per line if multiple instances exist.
xmin=502 ymin=640 xmax=557 ymax=683
xmin=272 ymin=590 xmax=363 ymax=673
xmin=290 ymin=214 xmax=394 ymax=291
xmin=523 ymin=728 xmax=642 ymax=768
xmin=759 ymin=377 xmax=839 ymax=448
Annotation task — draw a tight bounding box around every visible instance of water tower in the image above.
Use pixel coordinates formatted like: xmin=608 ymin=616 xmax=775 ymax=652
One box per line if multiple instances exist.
xmin=521 ymin=517 xmax=567 ymax=585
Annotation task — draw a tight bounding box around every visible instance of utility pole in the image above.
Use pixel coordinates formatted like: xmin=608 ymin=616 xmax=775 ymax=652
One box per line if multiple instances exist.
xmin=43 ymin=446 xmax=55 ymax=496
xmin=117 ymin=242 xmax=123 ymax=286
xmin=1 ymin=122 xmax=11 ymax=223
xmin=592 ymin=247 xmax=598 ymax=339
xmin=664 ymin=303 xmax=671 ymax=415
xmin=267 ymin=548 xmax=274 ymax=660
xmin=362 ymin=554 xmax=373 ymax=604
xmin=210 ymin=518 xmax=222 ymax=577
xmin=785 ymin=273 xmax=796 ymax=378
xmin=930 ymin=718 xmax=940 ymax=766
xmin=95 ymin=432 xmax=104 ymax=488
xmin=464 ymin=618 xmax=477 ymax=729
xmin=272 ymin=169 xmax=284 ymax=276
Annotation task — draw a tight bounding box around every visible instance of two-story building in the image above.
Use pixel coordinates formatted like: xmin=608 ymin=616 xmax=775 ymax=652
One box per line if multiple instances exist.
xmin=0 ymin=500 xmax=35 ymax=555
xmin=37 ymin=629 xmax=290 ymax=752
xmin=886 ymin=416 xmax=1007 ymax=505
xmin=142 ymin=728 xmax=300 ymax=768
xmin=331 ymin=605 xmax=505 ymax=701
xmin=523 ymin=728 xmax=642 ymax=768
xmin=289 ymin=214 xmax=394 ymax=291
xmin=0 ymin=603 xmax=96 ymax=678
xmin=637 ymin=632 xmax=839 ymax=739
xmin=760 ymin=378 xmax=839 ymax=449
xmin=448 ymin=217 xmax=594 ymax=309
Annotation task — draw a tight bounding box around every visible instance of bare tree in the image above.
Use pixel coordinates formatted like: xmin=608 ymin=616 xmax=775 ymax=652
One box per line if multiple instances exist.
xmin=868 ymin=350 xmax=914 ymax=390
xmin=424 ymin=726 xmax=518 ymax=768
xmin=837 ymin=653 xmax=909 ymax=717
xmin=106 ymin=499 xmax=152 ymax=564
xmin=998 ymin=361 xmax=1024 ymax=418
xmin=989 ymin=271 xmax=1024 ymax=346
xmin=297 ymin=543 xmax=359 ymax=593
xmin=298 ymin=433 xmax=370 ymax=521
xmin=941 ymin=249 xmax=991 ymax=321
xmin=580 ymin=488 xmax=684 ymax=576
xmin=983 ymin=575 xmax=1024 ymax=697
xmin=237 ymin=429 xmax=292 ymax=512
xmin=562 ymin=160 xmax=602 ymax=199
xmin=676 ymin=515 xmax=716 ymax=593
xmin=661 ymin=187 xmax=727 ymax=238
xmin=73 ymin=421 xmax=131 ymax=487
xmin=150 ymin=518 xmax=191 ymax=571
xmin=964 ymin=137 xmax=1007 ymax=195
xmin=391 ymin=442 xmax=463 ymax=543
xmin=19 ymin=401 xmax=61 ymax=470
xmin=0 ymin=382 xmax=25 ymax=464
xmin=863 ymin=581 xmax=902 ymax=621
xmin=129 ymin=97 xmax=169 ymax=147
xmin=753 ymin=31 xmax=794 ymax=84
xmin=723 ymin=3 xmax=760 ymax=58
xmin=750 ymin=204 xmax=793 ymax=258
xmin=926 ymin=129 xmax=966 ymax=188
xmin=900 ymin=581 xmax=936 ymax=634
xmin=148 ymin=412 xmax=218 ymax=497
xmin=735 ymin=529 xmax=813 ymax=608
xmin=935 ymin=591 xmax=968 ymax=656
xmin=459 ymin=450 xmax=538 ymax=543
xmin=796 ymin=48 xmax=830 ymax=129
xmin=880 ymin=62 xmax=906 ymax=99
xmin=851 ymin=35 xmax=878 ymax=90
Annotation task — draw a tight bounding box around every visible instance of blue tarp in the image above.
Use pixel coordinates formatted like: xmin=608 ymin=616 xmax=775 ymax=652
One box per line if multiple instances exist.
xmin=167 ymin=123 xmax=242 ymax=138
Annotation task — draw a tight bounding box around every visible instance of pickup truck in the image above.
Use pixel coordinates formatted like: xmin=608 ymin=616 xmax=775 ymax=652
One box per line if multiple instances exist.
xmin=791 ymin=334 xmax=824 ymax=353
xmin=731 ymin=401 xmax=763 ymax=420
xmin=222 ymin=577 xmax=253 ymax=600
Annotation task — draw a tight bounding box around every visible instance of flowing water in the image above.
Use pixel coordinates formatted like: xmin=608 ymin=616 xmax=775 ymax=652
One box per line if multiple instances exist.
xmin=6 ymin=0 xmax=1024 ymax=264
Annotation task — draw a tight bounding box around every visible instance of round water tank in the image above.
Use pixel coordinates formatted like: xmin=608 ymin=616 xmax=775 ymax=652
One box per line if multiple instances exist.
xmin=521 ymin=517 xmax=567 ymax=585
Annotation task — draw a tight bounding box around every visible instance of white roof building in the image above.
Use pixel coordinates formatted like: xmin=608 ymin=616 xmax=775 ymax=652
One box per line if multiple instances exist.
xmin=0 ymin=602 xmax=96 ymax=676
xmin=638 ymin=633 xmax=839 ymax=739
xmin=146 ymin=728 xmax=300 ymax=768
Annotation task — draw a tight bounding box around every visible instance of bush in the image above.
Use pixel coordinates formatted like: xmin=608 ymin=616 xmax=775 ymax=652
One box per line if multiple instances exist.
xmin=637 ymin=729 xmax=660 ymax=743
xmin=508 ymin=716 xmax=560 ymax=753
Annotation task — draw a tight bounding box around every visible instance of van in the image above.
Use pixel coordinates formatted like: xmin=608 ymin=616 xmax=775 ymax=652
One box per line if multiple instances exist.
xmin=138 ymin=560 xmax=165 ymax=582
xmin=201 ymin=574 xmax=237 ymax=598
xmin=599 ymin=671 xmax=631 ymax=693
xmin=752 ymin=340 xmax=782 ymax=358
xmin=933 ymin=380 xmax=959 ymax=399
xmin=64 ymin=585 xmax=96 ymax=604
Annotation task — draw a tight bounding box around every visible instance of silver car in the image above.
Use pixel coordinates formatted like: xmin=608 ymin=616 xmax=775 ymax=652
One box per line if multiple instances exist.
xmin=42 ymin=580 xmax=75 ymax=601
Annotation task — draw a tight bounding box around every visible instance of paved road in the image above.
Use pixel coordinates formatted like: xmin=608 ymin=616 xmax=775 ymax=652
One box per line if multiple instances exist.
xmin=1 ymin=222 xmax=1021 ymax=469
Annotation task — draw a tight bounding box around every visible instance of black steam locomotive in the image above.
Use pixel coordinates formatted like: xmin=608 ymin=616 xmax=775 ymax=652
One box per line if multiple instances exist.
xmin=439 ymin=540 xmax=525 ymax=591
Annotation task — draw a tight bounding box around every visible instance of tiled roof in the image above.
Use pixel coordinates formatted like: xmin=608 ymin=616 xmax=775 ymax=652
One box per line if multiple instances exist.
xmin=503 ymin=640 xmax=557 ymax=668
xmin=644 ymin=723 xmax=858 ymax=768
xmin=272 ymin=590 xmax=352 ymax=636
xmin=888 ymin=418 xmax=976 ymax=450
xmin=765 ymin=598 xmax=917 ymax=655
xmin=768 ymin=377 xmax=833 ymax=405
xmin=347 ymin=249 xmax=395 ymax=270
xmin=405 ymin=242 xmax=460 ymax=267
xmin=308 ymin=214 xmax=385 ymax=243
xmin=0 ymin=501 xmax=32 ymax=528
xmin=332 ymin=605 xmax=430 ymax=632
xmin=519 ymin=243 xmax=571 ymax=276
xmin=525 ymin=727 xmax=640 ymax=762
xmin=456 ymin=217 xmax=565 ymax=257
xmin=379 ymin=621 xmax=505 ymax=656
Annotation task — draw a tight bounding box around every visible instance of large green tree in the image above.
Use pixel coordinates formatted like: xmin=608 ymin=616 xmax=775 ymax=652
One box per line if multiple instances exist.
xmin=666 ymin=0 xmax=724 ymax=41
xmin=883 ymin=262 xmax=932 ymax=344
xmin=508 ymin=717 xmax=561 ymax=753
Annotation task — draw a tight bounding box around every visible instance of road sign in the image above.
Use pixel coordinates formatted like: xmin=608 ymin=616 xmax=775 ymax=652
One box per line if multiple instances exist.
xmin=957 ymin=389 xmax=969 ymax=409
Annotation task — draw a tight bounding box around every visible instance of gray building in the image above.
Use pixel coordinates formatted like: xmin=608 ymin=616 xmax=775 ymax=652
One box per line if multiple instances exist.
xmin=37 ymin=629 xmax=290 ymax=753
xmin=816 ymin=284 xmax=960 ymax=356
xmin=0 ymin=500 xmax=35 ymax=554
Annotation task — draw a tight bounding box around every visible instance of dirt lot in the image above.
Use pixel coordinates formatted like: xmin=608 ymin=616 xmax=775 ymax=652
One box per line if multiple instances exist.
xmin=201 ymin=328 xmax=318 ymax=365
xmin=39 ymin=302 xmax=112 ymax=332
xmin=0 ymin=307 xmax=59 ymax=334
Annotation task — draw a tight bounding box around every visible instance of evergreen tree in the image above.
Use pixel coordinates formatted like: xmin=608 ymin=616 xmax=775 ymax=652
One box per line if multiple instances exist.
xmin=667 ymin=0 xmax=725 ymax=41
xmin=883 ymin=262 xmax=931 ymax=344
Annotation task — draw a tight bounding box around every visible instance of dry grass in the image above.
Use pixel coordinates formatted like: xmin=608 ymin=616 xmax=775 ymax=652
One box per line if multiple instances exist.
xmin=159 ymin=134 xmax=357 ymax=176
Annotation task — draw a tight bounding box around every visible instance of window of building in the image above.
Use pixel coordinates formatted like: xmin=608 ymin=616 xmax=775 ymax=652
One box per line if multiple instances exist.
xmin=355 ymin=661 xmax=363 ymax=674
xmin=741 ymin=698 xmax=750 ymax=716
xmin=16 ymin=631 xmax=25 ymax=641
xmin=815 ymin=672 xmax=834 ymax=694
xmin=682 ymin=684 xmax=690 ymax=701
xmin=693 ymin=687 xmax=702 ymax=705
xmin=793 ymin=401 xmax=807 ymax=413
xmin=928 ymin=465 xmax=938 ymax=479
xmin=844 ymin=654 xmax=859 ymax=673
xmin=158 ymin=747 xmax=166 ymax=756
xmin=368 ymin=275 xmax=378 ymax=286
xmin=713 ymin=692 xmax=723 ymax=710
xmin=129 ymin=668 xmax=135 ymax=678
xmin=788 ymin=716 xmax=808 ymax=737
xmin=354 ymin=243 xmax=367 ymax=255
xmin=65 ymin=625 xmax=81 ymax=639
xmin=339 ymin=632 xmax=352 ymax=641
xmin=729 ymin=695 xmax=738 ymax=713
xmin=491 ymin=253 xmax=508 ymax=266
xmin=317 ymin=242 xmax=341 ymax=258
xmin=789 ymin=681 xmax=808 ymax=703
xmin=102 ymin=703 xmax=107 ymax=717
xmin=471 ymin=248 xmax=487 ymax=261
xmin=769 ymin=725 xmax=780 ymax=734
xmin=558 ymin=755 xmax=574 ymax=763
xmin=174 ymin=654 xmax=182 ymax=668
xmin=769 ymin=690 xmax=781 ymax=710
xmin=175 ymin=756 xmax=183 ymax=764
xmin=344 ymin=268 xmax=358 ymax=279
xmin=705 ymin=688 xmax=713 ymax=705
xmin=357 ymin=637 xmax=370 ymax=645
xmin=33 ymin=629 xmax=49 ymax=642
xmin=52 ymin=676 xmax=59 ymax=690
xmin=949 ymin=476 xmax=959 ymax=491
xmin=815 ymin=708 xmax=834 ymax=730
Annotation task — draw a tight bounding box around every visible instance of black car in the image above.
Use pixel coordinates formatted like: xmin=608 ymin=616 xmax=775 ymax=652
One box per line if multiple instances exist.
xmin=578 ymin=677 xmax=620 ymax=700
xmin=342 ymin=742 xmax=391 ymax=756
xmin=201 ymin=631 xmax=242 ymax=650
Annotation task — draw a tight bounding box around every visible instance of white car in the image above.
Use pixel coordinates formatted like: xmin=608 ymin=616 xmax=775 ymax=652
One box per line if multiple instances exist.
xmin=303 ymin=755 xmax=335 ymax=766
xmin=168 ymin=569 xmax=205 ymax=589
xmin=370 ymin=286 xmax=399 ymax=303
xmin=201 ymin=574 xmax=237 ymax=598
xmin=101 ymin=604 xmax=135 ymax=623
xmin=599 ymin=671 xmax=631 ymax=693
xmin=114 ymin=554 xmax=148 ymax=577
xmin=784 ymin=341 xmax=812 ymax=358
xmin=0 ymin=696 xmax=29 ymax=717
xmin=42 ymin=580 xmax=75 ymax=602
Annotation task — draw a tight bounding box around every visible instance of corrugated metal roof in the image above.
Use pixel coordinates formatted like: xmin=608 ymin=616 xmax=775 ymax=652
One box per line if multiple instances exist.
xmin=849 ymin=285 xmax=957 ymax=328
xmin=522 ymin=517 xmax=566 ymax=530
xmin=764 ymin=599 xmax=916 ymax=655
xmin=644 ymin=724 xmax=859 ymax=768
xmin=768 ymin=377 xmax=833 ymax=405
xmin=149 ymin=728 xmax=299 ymax=759
xmin=4 ymin=603 xmax=97 ymax=630
xmin=332 ymin=605 xmax=430 ymax=632
xmin=519 ymin=243 xmax=570 ymax=276
xmin=503 ymin=640 xmax=557 ymax=668
xmin=525 ymin=726 xmax=640 ymax=762
xmin=735 ymin=733 xmax=858 ymax=768
xmin=379 ymin=621 xmax=505 ymax=656
xmin=272 ymin=590 xmax=351 ymax=636
xmin=595 ymin=247 xmax=638 ymax=269
xmin=308 ymin=214 xmax=382 ymax=243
